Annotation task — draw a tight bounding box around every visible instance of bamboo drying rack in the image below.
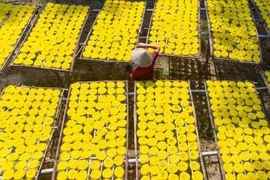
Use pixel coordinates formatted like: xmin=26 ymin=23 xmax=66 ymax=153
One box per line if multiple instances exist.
xmin=204 ymin=0 xmax=263 ymax=64
xmin=146 ymin=1 xmax=202 ymax=59
xmin=133 ymin=80 xmax=207 ymax=180
xmin=78 ymin=1 xmax=147 ymax=63
xmin=249 ymin=0 xmax=270 ymax=36
xmin=52 ymin=80 xmax=130 ymax=180
xmin=9 ymin=3 xmax=90 ymax=73
xmin=0 ymin=85 xmax=65 ymax=180
xmin=260 ymin=71 xmax=270 ymax=94
xmin=0 ymin=3 xmax=39 ymax=74
xmin=204 ymin=80 xmax=270 ymax=180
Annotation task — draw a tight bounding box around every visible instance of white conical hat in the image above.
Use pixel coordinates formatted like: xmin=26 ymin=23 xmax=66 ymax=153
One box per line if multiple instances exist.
xmin=131 ymin=48 xmax=153 ymax=68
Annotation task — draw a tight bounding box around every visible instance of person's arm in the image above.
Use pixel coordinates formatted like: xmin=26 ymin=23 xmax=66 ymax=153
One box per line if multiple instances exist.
xmin=137 ymin=43 xmax=160 ymax=53
xmin=130 ymin=73 xmax=134 ymax=80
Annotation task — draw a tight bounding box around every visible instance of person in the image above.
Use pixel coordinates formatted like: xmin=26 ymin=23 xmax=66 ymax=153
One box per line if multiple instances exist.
xmin=126 ymin=43 xmax=160 ymax=80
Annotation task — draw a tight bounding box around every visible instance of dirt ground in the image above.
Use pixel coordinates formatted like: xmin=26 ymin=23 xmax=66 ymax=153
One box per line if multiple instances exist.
xmin=0 ymin=0 xmax=270 ymax=180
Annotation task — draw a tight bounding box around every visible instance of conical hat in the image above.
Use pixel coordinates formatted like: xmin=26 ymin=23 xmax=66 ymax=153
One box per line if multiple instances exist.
xmin=131 ymin=48 xmax=153 ymax=68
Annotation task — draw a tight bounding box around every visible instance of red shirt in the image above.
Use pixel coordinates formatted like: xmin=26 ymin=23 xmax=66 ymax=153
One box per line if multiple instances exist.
xmin=130 ymin=51 xmax=159 ymax=80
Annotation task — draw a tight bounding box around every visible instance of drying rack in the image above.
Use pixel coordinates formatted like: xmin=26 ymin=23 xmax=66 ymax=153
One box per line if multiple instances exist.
xmin=249 ymin=0 xmax=270 ymax=35
xmin=204 ymin=0 xmax=263 ymax=64
xmin=9 ymin=3 xmax=91 ymax=73
xmin=0 ymin=80 xmax=268 ymax=179
xmin=52 ymin=80 xmax=130 ymax=180
xmin=133 ymin=80 xmax=206 ymax=180
xmin=78 ymin=1 xmax=147 ymax=63
xmin=0 ymin=85 xmax=65 ymax=180
xmin=0 ymin=2 xmax=39 ymax=74
xmin=146 ymin=0 xmax=202 ymax=59
xmin=204 ymin=81 xmax=270 ymax=180
xmin=260 ymin=71 xmax=270 ymax=94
